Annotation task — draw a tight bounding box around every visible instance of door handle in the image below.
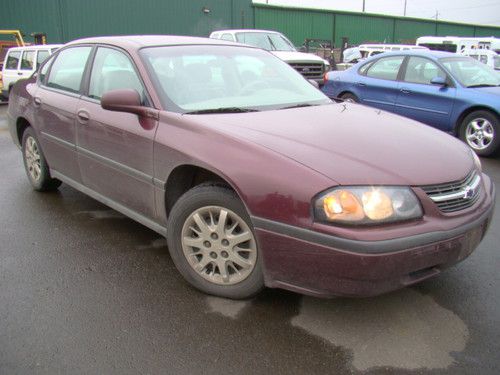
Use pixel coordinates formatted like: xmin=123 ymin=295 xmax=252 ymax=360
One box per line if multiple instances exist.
xmin=355 ymin=82 xmax=366 ymax=87
xmin=17 ymin=72 xmax=23 ymax=76
xmin=77 ymin=110 xmax=90 ymax=123
xmin=400 ymin=88 xmax=411 ymax=94
xmin=33 ymin=97 xmax=42 ymax=107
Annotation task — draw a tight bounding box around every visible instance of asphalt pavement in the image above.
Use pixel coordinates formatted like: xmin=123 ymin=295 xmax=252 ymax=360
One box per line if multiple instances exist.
xmin=0 ymin=105 xmax=499 ymax=374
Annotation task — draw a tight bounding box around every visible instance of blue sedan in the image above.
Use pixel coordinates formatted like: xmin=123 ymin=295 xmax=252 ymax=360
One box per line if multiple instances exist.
xmin=322 ymin=51 xmax=500 ymax=156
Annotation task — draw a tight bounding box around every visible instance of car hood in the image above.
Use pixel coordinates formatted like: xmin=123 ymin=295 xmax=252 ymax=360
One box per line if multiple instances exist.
xmin=470 ymin=86 xmax=500 ymax=96
xmin=271 ymin=50 xmax=326 ymax=64
xmin=191 ymin=103 xmax=474 ymax=186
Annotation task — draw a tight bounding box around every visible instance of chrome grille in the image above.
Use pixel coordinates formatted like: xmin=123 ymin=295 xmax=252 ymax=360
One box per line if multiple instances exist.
xmin=421 ymin=171 xmax=482 ymax=213
xmin=289 ymin=62 xmax=324 ymax=80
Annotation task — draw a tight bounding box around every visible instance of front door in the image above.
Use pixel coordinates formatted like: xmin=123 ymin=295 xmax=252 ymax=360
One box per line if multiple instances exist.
xmin=76 ymin=47 xmax=158 ymax=219
xmin=395 ymin=56 xmax=456 ymax=131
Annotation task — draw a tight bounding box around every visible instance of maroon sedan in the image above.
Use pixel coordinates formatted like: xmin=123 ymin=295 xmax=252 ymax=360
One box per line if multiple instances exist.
xmin=7 ymin=36 xmax=495 ymax=299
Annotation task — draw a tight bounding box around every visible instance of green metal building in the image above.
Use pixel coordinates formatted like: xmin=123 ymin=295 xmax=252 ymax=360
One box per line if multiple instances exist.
xmin=2 ymin=1 xmax=499 ymax=46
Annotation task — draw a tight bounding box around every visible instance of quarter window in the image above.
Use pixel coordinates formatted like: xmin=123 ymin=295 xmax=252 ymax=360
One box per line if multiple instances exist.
xmin=5 ymin=51 xmax=21 ymax=70
xmin=20 ymin=51 xmax=36 ymax=70
xmin=46 ymin=46 xmax=92 ymax=93
xmin=365 ymin=56 xmax=404 ymax=81
xmin=404 ymin=57 xmax=446 ymax=85
xmin=221 ymin=33 xmax=234 ymax=41
xmin=88 ymin=47 xmax=145 ymax=101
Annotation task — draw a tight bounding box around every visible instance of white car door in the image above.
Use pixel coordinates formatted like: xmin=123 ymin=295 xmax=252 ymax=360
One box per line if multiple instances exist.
xmin=18 ymin=50 xmax=36 ymax=80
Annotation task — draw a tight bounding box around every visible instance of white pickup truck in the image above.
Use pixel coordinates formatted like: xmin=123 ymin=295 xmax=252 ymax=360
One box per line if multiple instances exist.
xmin=209 ymin=29 xmax=330 ymax=84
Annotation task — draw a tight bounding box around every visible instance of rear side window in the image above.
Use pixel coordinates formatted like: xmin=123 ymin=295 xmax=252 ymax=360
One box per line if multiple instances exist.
xmin=88 ymin=47 xmax=145 ymax=101
xmin=36 ymin=50 xmax=50 ymax=68
xmin=5 ymin=51 xmax=21 ymax=70
xmin=366 ymin=56 xmax=404 ymax=81
xmin=46 ymin=46 xmax=92 ymax=93
xmin=20 ymin=51 xmax=36 ymax=70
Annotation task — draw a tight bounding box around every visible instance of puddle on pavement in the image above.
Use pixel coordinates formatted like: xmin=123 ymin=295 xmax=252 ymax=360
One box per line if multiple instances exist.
xmin=206 ymin=296 xmax=250 ymax=319
xmin=77 ymin=210 xmax=126 ymax=220
xmin=291 ymin=288 xmax=468 ymax=371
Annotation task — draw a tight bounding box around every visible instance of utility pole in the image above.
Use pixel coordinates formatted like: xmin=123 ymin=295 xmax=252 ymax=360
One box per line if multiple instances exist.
xmin=433 ymin=10 xmax=439 ymax=20
xmin=362 ymin=0 xmax=365 ymax=12
xmin=404 ymin=0 xmax=407 ymax=16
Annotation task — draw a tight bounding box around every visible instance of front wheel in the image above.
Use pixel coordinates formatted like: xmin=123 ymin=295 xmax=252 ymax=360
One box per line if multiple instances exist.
xmin=340 ymin=92 xmax=359 ymax=103
xmin=22 ymin=127 xmax=62 ymax=191
xmin=459 ymin=110 xmax=499 ymax=157
xmin=167 ymin=184 xmax=264 ymax=299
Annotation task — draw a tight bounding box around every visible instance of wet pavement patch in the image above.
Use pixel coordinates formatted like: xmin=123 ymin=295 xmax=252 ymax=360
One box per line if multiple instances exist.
xmin=205 ymin=296 xmax=250 ymax=319
xmin=291 ymin=289 xmax=468 ymax=371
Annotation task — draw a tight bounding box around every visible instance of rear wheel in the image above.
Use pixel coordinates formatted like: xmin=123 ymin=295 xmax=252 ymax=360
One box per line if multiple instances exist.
xmin=340 ymin=92 xmax=359 ymax=103
xmin=167 ymin=184 xmax=263 ymax=299
xmin=22 ymin=127 xmax=61 ymax=191
xmin=459 ymin=110 xmax=499 ymax=157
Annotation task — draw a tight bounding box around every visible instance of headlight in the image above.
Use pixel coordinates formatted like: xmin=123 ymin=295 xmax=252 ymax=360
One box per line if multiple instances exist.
xmin=314 ymin=186 xmax=423 ymax=225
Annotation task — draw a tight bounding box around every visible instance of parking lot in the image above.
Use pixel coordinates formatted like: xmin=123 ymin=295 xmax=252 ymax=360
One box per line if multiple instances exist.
xmin=0 ymin=104 xmax=499 ymax=374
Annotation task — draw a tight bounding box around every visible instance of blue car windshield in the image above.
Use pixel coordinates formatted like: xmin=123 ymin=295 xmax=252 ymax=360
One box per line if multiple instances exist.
xmin=440 ymin=56 xmax=500 ymax=87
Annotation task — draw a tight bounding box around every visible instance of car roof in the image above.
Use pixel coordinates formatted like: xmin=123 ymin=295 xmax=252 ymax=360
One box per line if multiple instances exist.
xmin=211 ymin=29 xmax=280 ymax=35
xmin=66 ymin=35 xmax=249 ymax=50
xmin=7 ymin=44 xmax=63 ymax=52
xmin=364 ymin=50 xmax=457 ymax=61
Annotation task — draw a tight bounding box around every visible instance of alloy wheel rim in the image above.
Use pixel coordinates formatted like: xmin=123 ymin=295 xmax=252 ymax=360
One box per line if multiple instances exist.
xmin=181 ymin=205 xmax=257 ymax=286
xmin=25 ymin=136 xmax=42 ymax=182
xmin=465 ymin=118 xmax=494 ymax=150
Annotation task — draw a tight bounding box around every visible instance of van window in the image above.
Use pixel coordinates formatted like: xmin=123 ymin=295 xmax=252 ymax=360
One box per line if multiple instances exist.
xmin=221 ymin=34 xmax=234 ymax=41
xmin=46 ymin=46 xmax=92 ymax=93
xmin=20 ymin=51 xmax=36 ymax=70
xmin=36 ymin=50 xmax=51 ymax=67
xmin=5 ymin=51 xmax=21 ymax=70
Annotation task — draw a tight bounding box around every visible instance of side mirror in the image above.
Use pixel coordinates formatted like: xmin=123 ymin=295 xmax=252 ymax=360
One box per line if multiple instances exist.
xmin=308 ymin=79 xmax=320 ymax=89
xmin=101 ymin=89 xmax=144 ymax=114
xmin=101 ymin=89 xmax=158 ymax=129
xmin=430 ymin=76 xmax=447 ymax=86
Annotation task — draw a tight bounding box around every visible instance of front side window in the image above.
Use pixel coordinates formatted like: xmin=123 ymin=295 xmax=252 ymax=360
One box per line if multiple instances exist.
xmin=46 ymin=46 xmax=92 ymax=93
xmin=403 ymin=56 xmax=446 ymax=85
xmin=141 ymin=45 xmax=330 ymax=113
xmin=365 ymin=56 xmax=404 ymax=81
xmin=20 ymin=51 xmax=36 ymax=70
xmin=36 ymin=50 xmax=50 ymax=68
xmin=5 ymin=51 xmax=21 ymax=70
xmin=88 ymin=47 xmax=144 ymax=101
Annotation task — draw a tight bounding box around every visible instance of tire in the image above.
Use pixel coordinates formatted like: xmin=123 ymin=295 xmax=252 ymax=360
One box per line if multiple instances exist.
xmin=22 ymin=127 xmax=62 ymax=191
xmin=459 ymin=110 xmax=500 ymax=157
xmin=340 ymin=92 xmax=359 ymax=103
xmin=167 ymin=184 xmax=264 ymax=299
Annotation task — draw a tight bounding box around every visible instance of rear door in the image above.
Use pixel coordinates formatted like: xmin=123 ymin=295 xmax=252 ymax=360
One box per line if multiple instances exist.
xmin=18 ymin=50 xmax=36 ymax=80
xmin=356 ymin=55 xmax=404 ymax=113
xmin=2 ymin=50 xmax=21 ymax=92
xmin=76 ymin=46 xmax=158 ymax=219
xmin=395 ymin=56 xmax=456 ymax=131
xmin=35 ymin=46 xmax=93 ymax=183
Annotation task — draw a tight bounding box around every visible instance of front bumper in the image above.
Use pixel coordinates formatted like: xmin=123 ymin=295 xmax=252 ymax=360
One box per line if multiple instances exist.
xmin=254 ymin=181 xmax=495 ymax=298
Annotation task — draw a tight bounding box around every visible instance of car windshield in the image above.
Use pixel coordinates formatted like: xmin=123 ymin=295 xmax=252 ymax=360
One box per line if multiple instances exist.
xmin=140 ymin=45 xmax=330 ymax=113
xmin=235 ymin=32 xmax=296 ymax=52
xmin=440 ymin=56 xmax=500 ymax=87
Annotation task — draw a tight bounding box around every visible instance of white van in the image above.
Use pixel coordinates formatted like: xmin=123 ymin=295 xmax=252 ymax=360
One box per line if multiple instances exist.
xmin=462 ymin=48 xmax=500 ymax=70
xmin=1 ymin=44 xmax=62 ymax=98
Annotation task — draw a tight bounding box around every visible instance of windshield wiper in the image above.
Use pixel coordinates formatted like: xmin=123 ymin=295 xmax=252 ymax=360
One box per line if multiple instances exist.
xmin=466 ymin=84 xmax=500 ymax=88
xmin=279 ymin=103 xmax=320 ymax=110
xmin=184 ymin=107 xmax=259 ymax=115
xmin=267 ymin=35 xmax=277 ymax=51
